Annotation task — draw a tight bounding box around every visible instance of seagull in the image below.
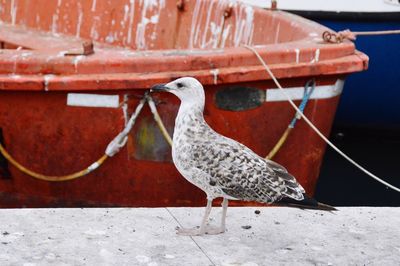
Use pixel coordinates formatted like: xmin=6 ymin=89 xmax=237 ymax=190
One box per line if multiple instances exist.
xmin=151 ymin=77 xmax=335 ymax=236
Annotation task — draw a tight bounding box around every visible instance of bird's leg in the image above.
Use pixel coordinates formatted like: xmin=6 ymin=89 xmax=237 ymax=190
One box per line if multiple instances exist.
xmin=201 ymin=198 xmax=228 ymax=235
xmin=177 ymin=197 xmax=228 ymax=236
xmin=220 ymin=198 xmax=229 ymax=232
xmin=177 ymin=198 xmax=213 ymax=236
xmin=198 ymin=198 xmax=213 ymax=235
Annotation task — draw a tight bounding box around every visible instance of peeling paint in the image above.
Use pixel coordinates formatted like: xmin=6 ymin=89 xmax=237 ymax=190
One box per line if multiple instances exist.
xmin=11 ymin=54 xmax=18 ymax=73
xmin=310 ymin=48 xmax=320 ymax=64
xmin=315 ymin=48 xmax=320 ymax=62
xmin=189 ymin=1 xmax=254 ymax=49
xmin=43 ymin=74 xmax=56 ymax=91
xmin=233 ymin=4 xmax=254 ymax=47
xmin=57 ymin=50 xmax=68 ymax=57
xmin=72 ymin=55 xmax=85 ymax=72
xmin=35 ymin=14 xmax=40 ymax=26
xmin=210 ymin=69 xmax=219 ymax=85
xmin=295 ymin=48 xmax=300 ymax=64
xmin=90 ymin=16 xmax=100 ymax=40
xmin=127 ymin=0 xmax=135 ymax=44
xmin=20 ymin=52 xmax=32 ymax=57
xmin=76 ymin=3 xmax=83 ymax=38
xmin=9 ymin=74 xmax=22 ymax=79
xmin=52 ymin=14 xmax=58 ymax=34
xmin=10 ymin=0 xmax=17 ymax=25
xmin=274 ymin=22 xmax=280 ymax=44
xmin=135 ymin=0 xmax=165 ymax=50
xmin=122 ymin=94 xmax=129 ymax=126
xmin=91 ymin=0 xmax=97 ymax=12
xmin=190 ymin=1 xmax=224 ymax=49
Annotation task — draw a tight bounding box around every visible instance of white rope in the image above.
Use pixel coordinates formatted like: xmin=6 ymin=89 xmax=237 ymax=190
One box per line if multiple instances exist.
xmin=105 ymin=97 xmax=146 ymax=156
xmin=244 ymin=45 xmax=400 ymax=193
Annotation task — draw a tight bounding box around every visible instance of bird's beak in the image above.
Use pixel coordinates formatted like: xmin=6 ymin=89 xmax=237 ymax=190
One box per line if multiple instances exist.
xmin=150 ymin=84 xmax=169 ymax=93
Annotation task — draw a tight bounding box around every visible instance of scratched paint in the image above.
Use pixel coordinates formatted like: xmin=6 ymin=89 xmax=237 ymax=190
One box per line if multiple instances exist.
xmin=72 ymin=55 xmax=85 ymax=72
xmin=315 ymin=48 xmax=320 ymax=62
xmin=91 ymin=0 xmax=97 ymax=12
xmin=127 ymin=0 xmax=135 ymax=45
xmin=1 ymin=0 xmax=259 ymax=50
xmin=274 ymin=22 xmax=280 ymax=44
xmin=310 ymin=48 xmax=320 ymax=63
xmin=201 ymin=1 xmax=225 ymax=48
xmin=76 ymin=3 xmax=83 ymax=38
xmin=135 ymin=0 xmax=165 ymax=50
xmin=210 ymin=69 xmax=219 ymax=85
xmin=10 ymin=0 xmax=17 ymax=25
xmin=43 ymin=74 xmax=56 ymax=91
xmin=295 ymin=48 xmax=300 ymax=64
xmin=189 ymin=0 xmax=254 ymax=49
xmin=90 ymin=16 xmax=100 ymax=40
xmin=233 ymin=3 xmax=254 ymax=47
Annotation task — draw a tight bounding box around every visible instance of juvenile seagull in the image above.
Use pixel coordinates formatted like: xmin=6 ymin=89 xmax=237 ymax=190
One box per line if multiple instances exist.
xmin=151 ymin=77 xmax=335 ymax=236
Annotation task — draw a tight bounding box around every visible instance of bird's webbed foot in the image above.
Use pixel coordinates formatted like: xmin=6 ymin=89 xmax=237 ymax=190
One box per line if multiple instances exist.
xmin=176 ymin=225 xmax=225 ymax=236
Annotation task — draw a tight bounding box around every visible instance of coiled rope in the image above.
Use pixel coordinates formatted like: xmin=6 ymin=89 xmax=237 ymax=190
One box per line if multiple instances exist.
xmin=244 ymin=44 xmax=400 ymax=193
xmin=323 ymin=29 xmax=400 ymax=43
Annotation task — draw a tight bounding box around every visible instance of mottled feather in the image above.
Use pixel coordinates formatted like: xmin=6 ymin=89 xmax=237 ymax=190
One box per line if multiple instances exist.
xmin=173 ymin=110 xmax=305 ymax=204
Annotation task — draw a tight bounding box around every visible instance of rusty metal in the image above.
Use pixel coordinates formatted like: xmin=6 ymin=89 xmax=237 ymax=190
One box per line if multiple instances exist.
xmin=0 ymin=128 xmax=11 ymax=180
xmin=271 ymin=0 xmax=278 ymax=10
xmin=224 ymin=5 xmax=233 ymax=18
xmin=218 ymin=4 xmax=233 ymax=48
xmin=322 ymin=31 xmax=345 ymax=43
xmin=65 ymin=41 xmax=95 ymax=56
xmin=176 ymin=0 xmax=185 ymax=11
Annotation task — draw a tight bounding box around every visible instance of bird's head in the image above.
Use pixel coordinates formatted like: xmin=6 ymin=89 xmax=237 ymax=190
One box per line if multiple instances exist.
xmin=150 ymin=77 xmax=205 ymax=106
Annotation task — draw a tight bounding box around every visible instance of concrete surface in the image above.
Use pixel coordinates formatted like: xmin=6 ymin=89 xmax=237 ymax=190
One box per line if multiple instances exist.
xmin=0 ymin=207 xmax=399 ymax=266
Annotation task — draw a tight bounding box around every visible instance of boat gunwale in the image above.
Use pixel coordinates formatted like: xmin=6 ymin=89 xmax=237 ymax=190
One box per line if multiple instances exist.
xmin=0 ymin=6 xmax=368 ymax=91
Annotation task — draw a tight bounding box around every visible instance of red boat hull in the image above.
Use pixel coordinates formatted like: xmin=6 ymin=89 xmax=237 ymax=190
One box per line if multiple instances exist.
xmin=0 ymin=0 xmax=367 ymax=207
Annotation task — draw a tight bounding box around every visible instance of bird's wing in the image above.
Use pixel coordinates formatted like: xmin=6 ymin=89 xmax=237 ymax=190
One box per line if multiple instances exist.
xmin=190 ymin=134 xmax=305 ymax=203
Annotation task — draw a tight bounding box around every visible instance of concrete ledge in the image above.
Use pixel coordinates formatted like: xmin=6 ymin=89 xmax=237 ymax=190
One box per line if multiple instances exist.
xmin=0 ymin=207 xmax=399 ymax=265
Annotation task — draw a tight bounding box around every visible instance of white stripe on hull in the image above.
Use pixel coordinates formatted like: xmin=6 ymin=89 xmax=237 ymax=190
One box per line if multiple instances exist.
xmin=266 ymin=80 xmax=344 ymax=102
xmin=67 ymin=93 xmax=120 ymax=108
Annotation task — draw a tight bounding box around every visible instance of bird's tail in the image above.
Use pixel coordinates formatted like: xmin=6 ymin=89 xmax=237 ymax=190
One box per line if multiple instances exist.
xmin=276 ymin=193 xmax=337 ymax=211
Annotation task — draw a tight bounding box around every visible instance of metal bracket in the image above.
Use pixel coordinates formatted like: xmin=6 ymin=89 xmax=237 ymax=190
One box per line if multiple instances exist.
xmin=65 ymin=41 xmax=95 ymax=56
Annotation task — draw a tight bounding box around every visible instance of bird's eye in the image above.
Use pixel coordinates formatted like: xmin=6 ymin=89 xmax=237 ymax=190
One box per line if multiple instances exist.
xmin=176 ymin=82 xmax=184 ymax=88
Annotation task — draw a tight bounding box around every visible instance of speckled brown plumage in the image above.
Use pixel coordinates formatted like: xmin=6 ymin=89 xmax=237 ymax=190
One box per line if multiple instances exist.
xmin=151 ymin=77 xmax=308 ymax=235
xmin=172 ymin=106 xmax=305 ymax=203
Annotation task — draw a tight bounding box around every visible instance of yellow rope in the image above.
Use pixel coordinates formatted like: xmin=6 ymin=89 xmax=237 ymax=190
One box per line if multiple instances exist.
xmin=0 ymin=95 xmax=149 ymax=182
xmin=148 ymin=91 xmax=291 ymax=160
xmin=265 ymin=127 xmax=292 ymax=160
xmin=153 ymin=112 xmax=173 ymax=147
xmin=0 ymin=142 xmax=108 ymax=182
xmin=0 ymin=80 xmax=297 ymax=182
xmin=147 ymin=95 xmax=173 ymax=146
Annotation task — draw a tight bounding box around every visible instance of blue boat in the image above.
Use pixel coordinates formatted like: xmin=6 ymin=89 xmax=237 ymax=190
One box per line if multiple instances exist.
xmin=242 ymin=0 xmax=400 ymax=131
